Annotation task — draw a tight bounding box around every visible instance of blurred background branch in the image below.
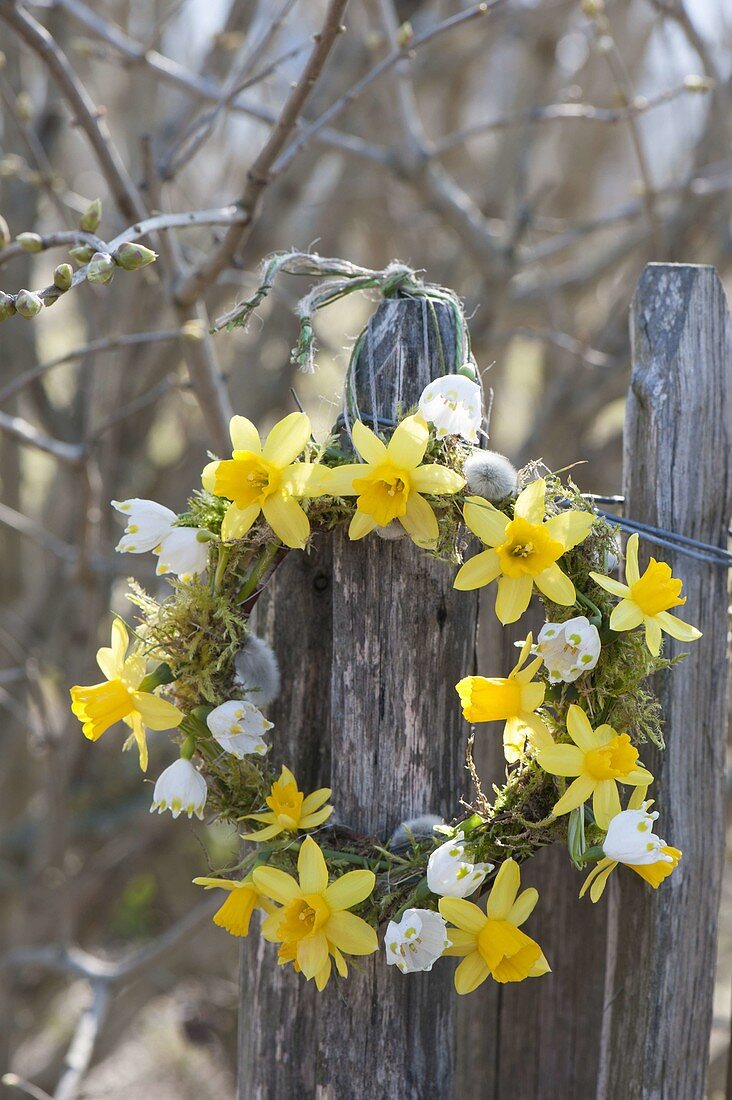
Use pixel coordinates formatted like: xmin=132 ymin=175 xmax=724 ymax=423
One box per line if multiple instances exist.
xmin=0 ymin=0 xmax=729 ymax=1096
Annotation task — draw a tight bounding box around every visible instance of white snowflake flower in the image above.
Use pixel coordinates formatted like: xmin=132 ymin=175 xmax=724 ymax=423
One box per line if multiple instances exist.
xmin=536 ymin=616 xmax=601 ymax=683
xmin=112 ymin=498 xmax=209 ymax=581
xmin=206 ymin=699 xmax=273 ymax=758
xmin=418 ymin=374 xmax=482 ymax=443
xmin=603 ymin=804 xmax=675 ymax=867
xmin=426 ymin=831 xmax=494 ymax=898
xmin=150 ymin=759 xmax=207 ymax=820
xmin=384 ymin=908 xmax=451 ymax=973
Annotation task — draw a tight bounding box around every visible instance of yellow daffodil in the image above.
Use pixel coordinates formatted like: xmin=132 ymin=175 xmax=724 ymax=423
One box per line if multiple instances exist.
xmin=241 ymin=765 xmax=333 ymax=842
xmin=70 ymin=620 xmax=182 ymax=772
xmin=440 ymin=858 xmax=549 ymax=993
xmin=193 ymin=874 xmax=275 ymax=936
xmin=454 ymin=479 xmax=594 ymax=624
xmin=580 ymin=787 xmax=681 ymax=902
xmin=253 ymin=836 xmax=378 ymax=990
xmin=535 ymin=703 xmax=653 ymax=829
xmin=202 ymin=412 xmax=326 ymax=550
xmin=589 ymin=532 xmax=701 ymax=656
xmin=455 ymin=634 xmax=549 ymax=762
xmin=323 ymin=414 xmax=464 ymax=548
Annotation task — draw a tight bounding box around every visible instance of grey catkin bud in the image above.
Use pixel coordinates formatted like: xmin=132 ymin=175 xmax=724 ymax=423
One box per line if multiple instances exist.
xmin=234 ymin=633 xmax=280 ymax=706
xmin=0 ymin=215 xmax=10 ymax=249
xmin=69 ymin=244 xmax=94 ymax=266
xmin=114 ymin=241 xmax=157 ymax=271
xmin=15 ymin=289 xmax=43 ymax=318
xmin=16 ymin=232 xmax=43 ymax=253
xmin=87 ymin=251 xmax=115 ymax=285
xmin=375 ymin=521 xmax=407 ymax=540
xmin=53 ymin=263 xmax=73 ymax=291
xmin=0 ymin=291 xmax=16 ymax=321
xmin=389 ymin=814 xmax=445 ymax=850
xmin=79 ymin=198 xmax=102 ymax=233
xmin=464 ymin=449 xmax=518 ymax=501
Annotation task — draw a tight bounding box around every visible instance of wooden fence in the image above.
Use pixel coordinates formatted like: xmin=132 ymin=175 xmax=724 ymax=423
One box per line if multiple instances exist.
xmin=238 ymin=262 xmax=731 ymax=1100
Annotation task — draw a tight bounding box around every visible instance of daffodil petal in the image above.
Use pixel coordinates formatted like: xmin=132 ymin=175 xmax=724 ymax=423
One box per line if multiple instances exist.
xmin=589 ymin=572 xmax=630 ymax=599
xmin=193 ymin=876 xmax=237 ymax=891
xmin=453 ymin=548 xmax=502 ymax=591
xmin=543 ymin=510 xmax=594 ymax=550
xmin=325 ymin=911 xmax=378 ymax=955
xmin=495 ymin=574 xmax=533 ymax=624
xmin=221 ymin=502 xmax=260 ymax=541
xmin=348 ymin=511 xmax=377 ymax=541
xmin=314 ymin=957 xmax=332 ymax=990
xmin=202 ymin=460 xmax=219 ymax=494
xmin=438 ymin=897 xmax=486 ymax=934
xmin=300 ymin=806 xmax=334 ymax=830
xmin=625 ymin=532 xmax=640 ymax=586
xmin=454 ymin=951 xmax=490 ymax=994
xmin=241 ymin=823 xmax=282 ymax=842
xmin=579 ymin=857 xmax=614 ymax=899
xmin=400 ymin=492 xmax=439 ymax=548
xmin=537 ymin=744 xmax=584 ymax=777
xmin=297 ymin=930 xmax=329 ymax=979
xmin=443 ymin=928 xmax=477 ymax=956
xmin=534 ymin=563 xmax=575 ymax=606
xmin=411 ymin=465 xmax=465 ymax=494
xmin=132 ymin=692 xmax=183 ymax=731
xmin=252 ymin=866 xmax=301 ymax=904
xmin=529 ymin=950 xmax=551 ymax=977
xmin=280 ymin=463 xmax=328 ymax=498
xmin=351 ymin=420 xmax=388 ymax=464
xmin=593 ymin=779 xmax=622 ymax=830
xmin=321 ymin=463 xmax=369 ymax=496
xmin=386 ymin=413 xmax=429 ymax=468
xmin=644 ymin=618 xmax=662 ymax=656
xmin=129 ymin=712 xmax=148 ymax=772
xmin=325 ymin=870 xmax=375 ymax=911
xmin=463 ymin=497 xmax=510 ymax=547
xmin=229 ymin=415 xmax=261 ymax=453
xmin=300 ymin=788 xmax=333 ymax=815
xmin=566 ymin=704 xmax=598 ymax=751
xmin=262 ymin=494 xmax=310 ymax=549
xmin=298 ymin=836 xmax=329 ymax=894
xmin=551 ymin=773 xmax=595 ymax=817
xmin=486 ymin=858 xmax=520 ymax=919
xmin=655 ymin=611 xmax=702 ymax=643
xmin=508 ymin=887 xmax=538 ymax=927
xmin=609 ymin=600 xmax=644 ymax=632
xmin=261 ymin=412 xmax=311 ymax=465
xmin=589 ymin=862 xmax=616 ymax=902
xmin=624 ymin=766 xmax=654 ymax=787
xmin=96 ymin=618 xmax=128 ymax=680
xmin=453 ymin=950 xmax=490 ymax=994
xmin=513 ymin=478 xmax=546 ymax=524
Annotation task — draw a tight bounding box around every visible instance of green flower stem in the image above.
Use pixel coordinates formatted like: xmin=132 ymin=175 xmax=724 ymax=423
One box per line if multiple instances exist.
xmin=576 ymin=589 xmax=603 ymax=626
xmin=238 ymin=542 xmax=280 ymax=603
xmin=212 ymin=545 xmax=230 ymax=593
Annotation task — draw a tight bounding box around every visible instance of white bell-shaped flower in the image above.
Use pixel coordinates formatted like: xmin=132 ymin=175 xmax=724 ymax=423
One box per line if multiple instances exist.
xmin=112 ymin=498 xmax=177 ymax=553
xmin=155 ymin=527 xmax=210 ymax=581
xmin=603 ymin=805 xmax=674 ymax=867
xmin=112 ymin=498 xmax=209 ymax=581
xmin=418 ymin=374 xmax=482 ymax=443
xmin=427 ymin=831 xmax=493 ymax=898
xmin=536 ymin=616 xmax=601 ymax=683
xmin=150 ymin=758 xmax=207 ymax=820
xmin=385 ymin=908 xmax=451 ymax=973
xmin=206 ymin=699 xmax=273 ymax=758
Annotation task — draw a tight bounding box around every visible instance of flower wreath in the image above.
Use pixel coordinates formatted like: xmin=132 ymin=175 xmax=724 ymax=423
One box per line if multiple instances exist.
xmin=70 ymin=260 xmax=700 ymax=996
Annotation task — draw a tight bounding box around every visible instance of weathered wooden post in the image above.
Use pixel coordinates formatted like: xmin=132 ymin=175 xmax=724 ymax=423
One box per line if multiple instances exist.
xmin=239 ymin=296 xmax=479 ymax=1099
xmin=597 ymin=264 xmax=731 ymax=1099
